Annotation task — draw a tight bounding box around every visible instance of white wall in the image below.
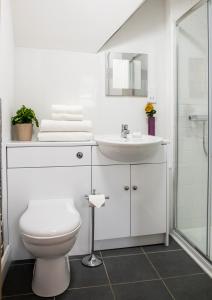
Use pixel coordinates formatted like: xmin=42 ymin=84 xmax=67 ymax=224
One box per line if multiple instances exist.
xmin=169 ymin=0 xmax=200 ymax=21
xmin=0 ymin=0 xmax=15 ymax=258
xmin=11 ymin=0 xmax=145 ymax=53
xmin=0 ymin=0 xmax=15 ymax=142
xmin=14 ymin=0 xmax=169 ymax=139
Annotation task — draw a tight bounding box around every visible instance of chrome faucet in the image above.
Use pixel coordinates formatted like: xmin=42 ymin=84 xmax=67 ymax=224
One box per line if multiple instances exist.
xmin=121 ymin=124 xmax=130 ymax=139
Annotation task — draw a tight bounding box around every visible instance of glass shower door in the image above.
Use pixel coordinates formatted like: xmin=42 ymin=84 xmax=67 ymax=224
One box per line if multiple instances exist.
xmin=176 ymin=1 xmax=209 ymax=255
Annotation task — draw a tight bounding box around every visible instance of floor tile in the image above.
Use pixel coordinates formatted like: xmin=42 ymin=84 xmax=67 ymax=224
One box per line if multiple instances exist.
xmin=3 ymin=294 xmax=53 ymax=299
xmin=11 ymin=259 xmax=35 ymax=265
xmin=3 ymin=264 xmax=34 ymax=296
xmin=69 ymin=260 xmax=109 ymax=288
xmin=142 ymin=237 xmax=181 ymax=253
xmin=104 ymin=254 xmax=158 ymax=284
xmin=113 ymin=280 xmax=172 ymax=300
xmin=69 ymin=251 xmax=101 ymax=261
xmin=164 ymin=274 xmax=212 ymax=300
xmin=101 ymin=246 xmax=143 ymax=257
xmin=56 ymin=286 xmax=114 ymax=300
xmin=148 ymin=250 xmax=203 ymax=278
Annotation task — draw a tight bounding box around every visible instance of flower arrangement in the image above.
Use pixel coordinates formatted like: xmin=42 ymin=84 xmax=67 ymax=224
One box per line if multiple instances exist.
xmin=145 ymin=102 xmax=156 ymax=118
xmin=145 ymin=102 xmax=156 ymax=136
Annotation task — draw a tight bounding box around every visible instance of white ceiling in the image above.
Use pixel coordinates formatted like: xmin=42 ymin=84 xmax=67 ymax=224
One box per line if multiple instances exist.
xmin=11 ymin=0 xmax=146 ymax=53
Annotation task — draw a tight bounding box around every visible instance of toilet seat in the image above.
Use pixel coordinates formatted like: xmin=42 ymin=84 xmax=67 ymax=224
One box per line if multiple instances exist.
xmin=20 ymin=199 xmax=81 ymax=238
xmin=22 ymin=225 xmax=81 ymax=246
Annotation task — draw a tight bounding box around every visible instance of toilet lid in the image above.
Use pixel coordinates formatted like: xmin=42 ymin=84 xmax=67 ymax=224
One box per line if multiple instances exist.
xmin=19 ymin=199 xmax=81 ymax=237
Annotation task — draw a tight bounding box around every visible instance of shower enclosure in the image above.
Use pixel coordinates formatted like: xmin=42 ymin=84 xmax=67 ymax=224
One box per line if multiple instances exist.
xmin=175 ymin=0 xmax=212 ymax=263
xmin=0 ymin=99 xmax=2 ymax=258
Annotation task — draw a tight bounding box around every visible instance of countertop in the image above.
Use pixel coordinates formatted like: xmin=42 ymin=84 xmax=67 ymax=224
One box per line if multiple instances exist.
xmin=6 ymin=140 xmax=97 ymax=148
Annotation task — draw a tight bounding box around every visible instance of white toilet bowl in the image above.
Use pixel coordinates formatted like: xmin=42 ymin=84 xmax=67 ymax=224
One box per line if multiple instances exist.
xmin=19 ymin=199 xmax=81 ymax=297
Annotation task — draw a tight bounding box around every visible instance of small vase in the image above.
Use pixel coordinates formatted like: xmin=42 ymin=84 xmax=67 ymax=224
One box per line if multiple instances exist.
xmin=14 ymin=123 xmax=33 ymax=141
xmin=148 ymin=116 xmax=155 ymax=136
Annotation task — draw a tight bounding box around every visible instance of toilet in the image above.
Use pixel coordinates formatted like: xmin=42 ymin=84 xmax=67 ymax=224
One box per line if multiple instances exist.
xmin=19 ymin=198 xmax=81 ymax=297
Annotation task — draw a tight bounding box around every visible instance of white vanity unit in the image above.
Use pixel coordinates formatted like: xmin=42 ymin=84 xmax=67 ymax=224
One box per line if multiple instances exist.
xmin=6 ymin=141 xmax=169 ymax=260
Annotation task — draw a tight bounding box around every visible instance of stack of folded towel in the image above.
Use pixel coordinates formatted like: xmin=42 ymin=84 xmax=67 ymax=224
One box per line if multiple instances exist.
xmin=38 ymin=105 xmax=93 ymax=142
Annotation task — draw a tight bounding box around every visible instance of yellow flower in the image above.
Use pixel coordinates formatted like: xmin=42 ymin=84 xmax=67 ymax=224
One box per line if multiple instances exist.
xmin=145 ymin=102 xmax=154 ymax=113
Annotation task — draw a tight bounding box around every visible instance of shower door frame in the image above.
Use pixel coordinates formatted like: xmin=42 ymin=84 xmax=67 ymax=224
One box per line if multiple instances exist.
xmin=208 ymin=0 xmax=212 ymax=261
xmin=174 ymin=0 xmax=212 ymax=262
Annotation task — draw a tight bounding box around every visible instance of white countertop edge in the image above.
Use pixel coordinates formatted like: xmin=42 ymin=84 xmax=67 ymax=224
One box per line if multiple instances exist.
xmin=6 ymin=138 xmax=169 ymax=148
xmin=161 ymin=139 xmax=170 ymax=145
xmin=6 ymin=140 xmax=97 ymax=148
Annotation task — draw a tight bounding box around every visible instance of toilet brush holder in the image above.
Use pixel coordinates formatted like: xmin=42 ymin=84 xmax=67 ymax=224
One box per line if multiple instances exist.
xmin=82 ymin=190 xmax=109 ymax=267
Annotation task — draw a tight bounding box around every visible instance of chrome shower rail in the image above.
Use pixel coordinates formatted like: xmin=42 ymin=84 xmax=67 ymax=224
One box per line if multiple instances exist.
xmin=188 ymin=114 xmax=208 ymax=156
xmin=188 ymin=114 xmax=208 ymax=121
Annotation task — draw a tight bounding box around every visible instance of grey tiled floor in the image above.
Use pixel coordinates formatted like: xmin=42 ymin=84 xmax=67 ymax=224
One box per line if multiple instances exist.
xmin=3 ymin=237 xmax=212 ymax=300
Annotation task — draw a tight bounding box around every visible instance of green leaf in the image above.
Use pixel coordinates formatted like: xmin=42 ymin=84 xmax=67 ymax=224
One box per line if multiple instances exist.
xmin=11 ymin=105 xmax=39 ymax=127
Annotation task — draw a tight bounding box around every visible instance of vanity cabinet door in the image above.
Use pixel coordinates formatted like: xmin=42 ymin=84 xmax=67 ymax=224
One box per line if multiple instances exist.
xmin=92 ymin=165 xmax=130 ymax=240
xmin=131 ymin=164 xmax=166 ymax=236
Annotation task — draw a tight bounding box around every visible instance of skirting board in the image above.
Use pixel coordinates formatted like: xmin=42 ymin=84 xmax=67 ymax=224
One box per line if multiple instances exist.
xmin=171 ymin=231 xmax=212 ymax=278
xmin=95 ymin=233 xmax=166 ymax=250
xmin=1 ymin=245 xmax=11 ymax=285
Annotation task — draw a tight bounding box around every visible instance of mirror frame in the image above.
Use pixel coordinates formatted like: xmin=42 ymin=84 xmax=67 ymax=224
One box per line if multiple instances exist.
xmin=105 ymin=52 xmax=148 ymax=97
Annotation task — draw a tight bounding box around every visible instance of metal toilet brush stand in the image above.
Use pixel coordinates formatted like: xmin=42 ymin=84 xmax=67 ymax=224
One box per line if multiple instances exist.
xmin=82 ymin=190 xmax=109 ymax=267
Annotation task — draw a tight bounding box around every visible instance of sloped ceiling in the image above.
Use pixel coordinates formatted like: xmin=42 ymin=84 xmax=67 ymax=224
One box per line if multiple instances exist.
xmin=11 ymin=0 xmax=146 ymax=53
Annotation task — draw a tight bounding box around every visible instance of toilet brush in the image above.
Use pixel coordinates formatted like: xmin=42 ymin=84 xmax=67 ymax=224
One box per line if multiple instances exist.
xmin=82 ymin=189 xmax=109 ymax=267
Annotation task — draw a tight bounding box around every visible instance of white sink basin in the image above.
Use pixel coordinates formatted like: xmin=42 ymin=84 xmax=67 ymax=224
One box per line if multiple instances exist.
xmin=95 ymin=134 xmax=163 ymax=162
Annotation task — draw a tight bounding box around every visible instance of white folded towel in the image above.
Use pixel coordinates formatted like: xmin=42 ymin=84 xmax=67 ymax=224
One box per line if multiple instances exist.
xmin=51 ymin=113 xmax=83 ymax=121
xmin=37 ymin=132 xmax=93 ymax=142
xmin=51 ymin=105 xmax=83 ymax=114
xmin=40 ymin=120 xmax=92 ymax=132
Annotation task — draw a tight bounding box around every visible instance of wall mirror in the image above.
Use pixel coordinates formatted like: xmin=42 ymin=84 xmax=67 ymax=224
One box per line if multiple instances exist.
xmin=105 ymin=52 xmax=148 ymax=96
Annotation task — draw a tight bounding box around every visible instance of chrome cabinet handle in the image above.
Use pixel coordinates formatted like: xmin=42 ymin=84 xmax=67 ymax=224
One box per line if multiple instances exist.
xmin=124 ymin=186 xmax=130 ymax=191
xmin=76 ymin=152 xmax=83 ymax=159
xmin=132 ymin=186 xmax=138 ymax=190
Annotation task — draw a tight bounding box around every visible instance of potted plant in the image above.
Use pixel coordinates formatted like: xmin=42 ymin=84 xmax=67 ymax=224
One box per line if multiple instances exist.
xmin=11 ymin=105 xmax=39 ymax=141
xmin=145 ymin=102 xmax=156 ymax=136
